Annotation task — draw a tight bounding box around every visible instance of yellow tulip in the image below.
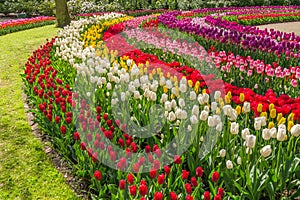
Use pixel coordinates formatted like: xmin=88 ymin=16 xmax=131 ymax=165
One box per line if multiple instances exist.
xmin=288 ymin=121 xmax=294 ymax=132
xmin=260 ymin=112 xmax=268 ymax=118
xmin=257 ymin=103 xmax=263 ymax=113
xmin=268 ymin=121 xmax=275 ymax=129
xmin=277 ymin=113 xmax=283 ymax=122
xmin=278 ymin=117 xmax=286 ymax=125
xmin=239 ymin=93 xmax=245 ymax=102
xmin=270 ymin=108 xmax=276 ymax=119
xmin=236 ymin=105 xmax=241 ymax=115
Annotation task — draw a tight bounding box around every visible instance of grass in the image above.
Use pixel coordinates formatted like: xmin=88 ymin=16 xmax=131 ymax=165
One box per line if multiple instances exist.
xmin=0 ymin=25 xmax=79 ymax=200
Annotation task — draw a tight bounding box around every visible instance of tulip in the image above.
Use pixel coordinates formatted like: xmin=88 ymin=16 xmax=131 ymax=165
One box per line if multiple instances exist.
xmin=243 ymin=102 xmax=251 ymax=113
xmin=277 ymin=127 xmax=286 ymax=141
xmin=245 ymin=135 xmax=256 ymax=148
xmin=262 ymin=128 xmax=271 ymax=140
xmin=230 ymin=122 xmax=239 ymax=135
xmin=226 ymin=160 xmax=233 ymax=169
xmin=260 ymin=145 xmax=272 ymax=158
xmin=291 ymin=124 xmax=300 ymax=137
xmin=219 ymin=149 xmax=226 ymax=157
xmin=242 ymin=128 xmax=250 ymax=140
xmin=237 ymin=156 xmax=242 ymax=165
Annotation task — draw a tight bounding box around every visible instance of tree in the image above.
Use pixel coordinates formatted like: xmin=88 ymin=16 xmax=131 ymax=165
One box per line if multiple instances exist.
xmin=55 ymin=0 xmax=70 ymax=28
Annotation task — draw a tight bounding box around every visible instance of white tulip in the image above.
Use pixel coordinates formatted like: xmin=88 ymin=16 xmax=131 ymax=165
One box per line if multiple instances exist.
xmin=192 ymin=105 xmax=199 ymax=117
xmin=171 ymin=99 xmax=177 ymax=108
xmin=211 ymin=102 xmax=218 ymax=111
xmin=160 ymin=93 xmax=168 ymax=103
xmin=237 ymin=156 xmax=242 ymax=165
xmin=134 ymin=91 xmax=140 ymax=99
xmin=277 ymin=127 xmax=286 ymax=141
xmin=150 ymin=92 xmax=157 ymax=101
xmin=190 ymin=115 xmax=198 ymax=125
xmin=197 ymin=94 xmax=204 ymax=105
xmin=203 ymin=93 xmax=209 ymax=103
xmin=260 ymin=117 xmax=267 ymax=126
xmin=190 ymin=91 xmax=197 ymax=100
xmin=243 ymin=102 xmax=251 ymax=113
xmin=120 ymin=92 xmax=126 ymax=101
xmin=178 ymin=98 xmax=185 ymax=108
xmin=254 ymin=117 xmax=262 ymax=131
xmin=213 ymin=115 xmax=221 ymax=124
xmin=241 ymin=128 xmax=250 ymax=140
xmin=226 ymin=160 xmax=233 ymax=169
xmin=216 ymin=122 xmax=223 ymax=132
xmin=260 ymin=145 xmax=272 ymax=158
xmin=270 ymin=127 xmax=277 ymax=138
xmin=222 ymin=105 xmax=232 ymax=116
xmin=246 ymin=147 xmax=252 ymax=154
xmin=262 ymin=128 xmax=271 ymax=141
xmin=219 ymin=149 xmax=226 ymax=157
xmin=164 ymin=101 xmax=172 ymax=111
xmin=167 ymin=112 xmax=176 ymax=122
xmin=291 ymin=124 xmax=300 ymax=137
xmin=166 ymin=80 xmax=172 ymax=89
xmin=126 ymin=59 xmax=132 ymax=66
xmin=245 ymin=135 xmax=256 ymax=148
xmin=200 ymin=110 xmax=209 ymax=121
xmin=204 ymin=106 xmax=210 ymax=112
xmin=230 ymin=122 xmax=239 ymax=135
xmin=214 ymin=90 xmax=221 ymax=100
xmin=208 ymin=116 xmax=216 ymax=127
xmin=179 ymin=83 xmax=187 ymax=93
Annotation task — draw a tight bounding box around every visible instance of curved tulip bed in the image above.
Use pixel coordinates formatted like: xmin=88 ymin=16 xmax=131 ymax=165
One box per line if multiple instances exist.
xmin=23 ymin=6 xmax=300 ymax=200
xmin=0 ymin=16 xmax=55 ymax=36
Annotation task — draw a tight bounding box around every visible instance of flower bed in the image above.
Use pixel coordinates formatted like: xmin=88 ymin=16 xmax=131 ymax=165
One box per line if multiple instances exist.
xmin=0 ymin=16 xmax=55 ymax=35
xmin=23 ymin=9 xmax=300 ymax=200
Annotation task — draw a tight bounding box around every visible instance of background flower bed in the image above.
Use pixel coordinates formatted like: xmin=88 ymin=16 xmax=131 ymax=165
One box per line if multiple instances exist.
xmin=23 ymin=8 xmax=300 ymax=200
xmin=0 ymin=16 xmax=55 ymax=36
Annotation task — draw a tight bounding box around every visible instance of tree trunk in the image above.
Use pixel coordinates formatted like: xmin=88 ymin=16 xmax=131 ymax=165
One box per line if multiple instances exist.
xmin=55 ymin=0 xmax=70 ymax=28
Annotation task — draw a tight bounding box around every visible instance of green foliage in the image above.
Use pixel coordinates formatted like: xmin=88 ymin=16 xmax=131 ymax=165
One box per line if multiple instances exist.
xmin=0 ymin=0 xmax=55 ymax=16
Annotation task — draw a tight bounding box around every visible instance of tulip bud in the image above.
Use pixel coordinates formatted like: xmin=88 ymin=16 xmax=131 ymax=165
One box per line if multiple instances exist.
xmin=230 ymin=122 xmax=239 ymax=135
xmin=226 ymin=160 xmax=233 ymax=169
xmin=219 ymin=149 xmax=226 ymax=157
xmin=270 ymin=109 xmax=276 ymax=119
xmin=245 ymin=135 xmax=256 ymax=148
xmin=257 ymin=103 xmax=263 ymax=113
xmin=241 ymin=128 xmax=250 ymax=140
xmin=237 ymin=156 xmax=242 ymax=165
xmin=216 ymin=122 xmax=223 ymax=132
xmin=236 ymin=105 xmax=241 ymax=115
xmin=277 ymin=127 xmax=286 ymax=141
xmin=291 ymin=124 xmax=300 ymax=137
xmin=168 ymin=112 xmax=176 ymax=122
xmin=203 ymin=93 xmax=209 ymax=103
xmin=192 ymin=105 xmax=199 ymax=117
xmin=262 ymin=128 xmax=271 ymax=140
xmin=214 ymin=91 xmax=221 ymax=100
xmin=208 ymin=116 xmax=216 ymax=127
xmin=190 ymin=91 xmax=197 ymax=100
xmin=239 ymin=93 xmax=245 ymax=102
xmin=254 ymin=117 xmax=262 ymax=131
xmin=211 ymin=102 xmax=218 ymax=111
xmin=260 ymin=145 xmax=272 ymax=158
xmin=243 ymin=102 xmax=251 ymax=113
xmin=268 ymin=121 xmax=275 ymax=129
xmin=190 ymin=115 xmax=198 ymax=125
xmin=200 ymin=110 xmax=209 ymax=121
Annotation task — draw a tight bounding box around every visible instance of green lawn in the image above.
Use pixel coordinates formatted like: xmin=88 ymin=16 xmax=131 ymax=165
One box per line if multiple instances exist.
xmin=0 ymin=25 xmax=79 ymax=200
